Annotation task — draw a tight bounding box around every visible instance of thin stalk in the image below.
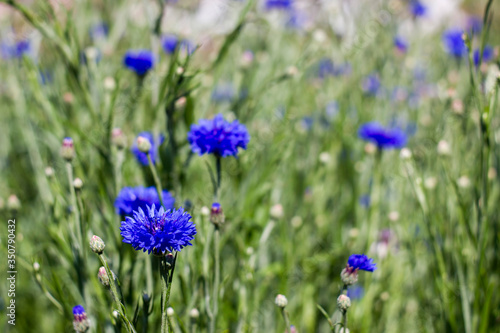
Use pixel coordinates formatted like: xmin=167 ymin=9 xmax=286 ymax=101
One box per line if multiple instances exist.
xmin=210 ymin=227 xmax=221 ymax=333
xmin=148 ymin=154 xmax=165 ymax=207
xmin=99 ymin=254 xmax=137 ymax=333
xmin=161 ymin=255 xmax=176 ymax=333
xmin=66 ymin=162 xmax=83 ymax=252
xmin=342 ymin=311 xmax=347 ymax=333
xmin=215 ymin=156 xmax=222 ymax=201
xmin=281 ymin=308 xmax=291 ymax=333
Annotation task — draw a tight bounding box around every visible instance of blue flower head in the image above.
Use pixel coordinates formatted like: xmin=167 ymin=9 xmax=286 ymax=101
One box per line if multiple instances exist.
xmin=72 ymin=305 xmax=89 ymax=332
xmin=89 ymin=23 xmax=109 ymax=41
xmin=358 ymin=122 xmax=407 ymax=149
xmin=265 ymin=0 xmax=293 ymax=10
xmin=1 ymin=39 xmax=31 ymax=59
xmin=361 ymin=74 xmax=381 ymax=96
xmin=473 ymin=46 xmax=494 ymax=67
xmin=120 ymin=204 xmax=196 ymax=254
xmin=467 ymin=16 xmax=482 ymax=35
xmin=394 ymin=36 xmax=408 ymax=53
xmin=115 ymin=186 xmax=175 ymax=216
xmin=348 ymin=254 xmax=377 ymax=272
xmin=410 ymin=1 xmax=426 ymax=17
xmin=131 ymin=131 xmax=164 ymax=166
xmin=187 ymin=114 xmax=250 ymax=157
xmin=73 ymin=305 xmax=86 ymax=316
xmin=162 ymin=34 xmax=179 ymax=54
xmin=123 ymin=49 xmax=154 ymax=76
xmin=442 ymin=29 xmax=466 ymax=58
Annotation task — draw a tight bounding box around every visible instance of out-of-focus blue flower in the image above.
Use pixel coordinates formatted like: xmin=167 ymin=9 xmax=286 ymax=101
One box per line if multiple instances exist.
xmin=115 ymin=186 xmax=175 ymax=216
xmin=301 ymin=116 xmax=314 ymax=131
xmin=359 ymin=194 xmax=370 ymax=208
xmin=187 ymin=114 xmax=250 ymax=157
xmin=358 ymin=122 xmax=407 ymax=149
xmin=473 ymin=46 xmax=494 ymax=66
xmin=348 ymin=254 xmax=377 ymax=272
xmin=131 ymin=131 xmax=164 ymax=165
xmin=211 ymin=83 xmax=236 ymax=102
xmin=161 ymin=34 xmax=195 ymax=55
xmin=467 ymin=16 xmax=482 ymax=35
xmin=317 ymin=59 xmax=351 ymax=78
xmin=409 ymin=1 xmax=426 ymax=17
xmin=286 ymin=10 xmax=307 ymax=29
xmin=442 ymin=29 xmax=466 ymax=58
xmin=394 ymin=36 xmax=408 ymax=53
xmin=89 ymin=23 xmax=109 ymax=41
xmin=325 ymin=101 xmax=339 ymax=121
xmin=1 ymin=39 xmax=31 ymax=59
xmin=120 ymin=204 xmax=196 ymax=254
xmin=265 ymin=0 xmax=293 ymax=10
xmin=123 ymin=49 xmax=154 ymax=76
xmin=362 ymin=74 xmax=381 ymax=96
xmin=347 ymin=285 xmax=364 ymax=300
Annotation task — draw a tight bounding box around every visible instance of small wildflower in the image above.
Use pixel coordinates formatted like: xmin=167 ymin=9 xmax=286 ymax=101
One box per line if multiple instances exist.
xmin=394 ymin=36 xmax=408 ymax=53
xmin=275 ymin=294 xmax=288 ymax=308
xmin=61 ymin=137 xmax=75 ymax=161
xmin=388 ymin=211 xmax=400 ymax=222
xmin=443 ymin=29 xmax=467 ymax=58
xmin=104 ymin=77 xmax=116 ymax=91
xmin=473 ymin=46 xmax=494 ymax=67
xmin=33 ymin=262 xmax=40 ymax=272
xmin=210 ymin=202 xmax=225 ymax=227
xmin=190 ymin=308 xmax=200 ymax=319
xmin=400 ymin=148 xmax=412 ymax=160
xmin=457 ymin=176 xmax=471 ymax=188
xmin=72 ymin=305 xmax=90 ymax=332
xmin=348 ymin=254 xmax=377 ymax=272
xmin=265 ymin=0 xmax=293 ymax=10
xmin=361 ymin=74 xmax=381 ymax=96
xmin=123 ymin=49 xmax=154 ymax=76
xmin=409 ymin=1 xmax=426 ymax=17
xmin=90 ymin=235 xmax=105 ymax=254
xmin=337 ymin=294 xmax=351 ymax=311
xmin=200 ymin=206 xmax=210 ymax=216
xmin=319 ymin=152 xmax=331 ymax=164
xmin=424 ymin=177 xmax=437 ymax=190
xmin=166 ymin=307 xmax=175 ymax=317
xmin=187 ymin=114 xmax=250 ymax=157
xmin=358 ymin=122 xmax=407 ymax=149
xmin=120 ymin=205 xmax=196 ymax=255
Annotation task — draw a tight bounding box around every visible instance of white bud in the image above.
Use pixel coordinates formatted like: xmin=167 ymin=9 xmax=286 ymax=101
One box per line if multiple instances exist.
xmin=388 ymin=211 xmax=399 ymax=222
xmin=189 ymin=308 xmax=200 ymax=319
xmin=319 ymin=152 xmax=331 ymax=164
xmin=200 ymin=206 xmax=210 ymax=216
xmin=424 ymin=177 xmax=437 ymax=190
xmin=291 ymin=216 xmax=303 ymax=228
xmin=275 ymin=294 xmax=288 ymax=308
xmin=136 ymin=136 xmax=151 ymax=153
xmin=45 ymin=167 xmax=55 ymax=177
xmin=33 ymin=262 xmax=40 ymax=272
xmin=286 ymin=66 xmax=298 ymax=77
xmin=270 ymin=204 xmax=284 ymax=219
xmin=457 ymin=176 xmax=471 ymax=188
xmin=166 ymin=307 xmax=175 ymax=317
xmin=176 ymin=67 xmax=184 ymax=75
xmin=364 ymin=143 xmax=377 ymax=154
xmin=73 ymin=178 xmax=83 ymax=190
xmin=104 ymin=77 xmax=116 ymax=91
xmin=437 ymin=140 xmax=451 ymax=156
xmin=400 ymin=148 xmax=412 ymax=160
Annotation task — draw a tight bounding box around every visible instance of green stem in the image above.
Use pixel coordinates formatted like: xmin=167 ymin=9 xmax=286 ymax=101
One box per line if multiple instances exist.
xmin=342 ymin=311 xmax=347 ymax=333
xmin=215 ymin=156 xmax=222 ymax=201
xmin=281 ymin=308 xmax=290 ymax=333
xmin=160 ymin=256 xmax=174 ymax=333
xmin=99 ymin=254 xmax=137 ymax=333
xmin=66 ymin=162 xmax=83 ymax=252
xmin=210 ymin=227 xmax=221 ymax=333
xmin=148 ymin=154 xmax=165 ymax=207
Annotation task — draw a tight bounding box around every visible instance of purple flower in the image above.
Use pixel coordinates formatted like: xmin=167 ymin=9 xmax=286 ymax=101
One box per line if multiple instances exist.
xmin=120 ymin=205 xmax=196 ymax=254
xmin=473 ymin=46 xmax=494 ymax=66
xmin=410 ymin=1 xmax=426 ymax=17
xmin=72 ymin=305 xmax=89 ymax=332
xmin=442 ymin=29 xmax=466 ymax=58
xmin=362 ymin=74 xmax=381 ymax=96
xmin=1 ymin=39 xmax=31 ymax=59
xmin=348 ymin=254 xmax=377 ymax=272
xmin=265 ymin=0 xmax=293 ymax=10
xmin=123 ymin=49 xmax=154 ymax=76
xmin=162 ymin=34 xmax=179 ymax=54
xmin=115 ymin=186 xmax=175 ymax=216
xmin=394 ymin=36 xmax=408 ymax=53
xmin=358 ymin=122 xmax=407 ymax=149
xmin=131 ymin=132 xmax=164 ymax=165
xmin=187 ymin=114 xmax=250 ymax=157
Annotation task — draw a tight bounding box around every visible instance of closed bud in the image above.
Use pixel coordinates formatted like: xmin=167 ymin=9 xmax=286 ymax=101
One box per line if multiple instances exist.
xmin=97 ymin=266 xmax=114 ymax=287
xmin=210 ymin=202 xmax=225 ymax=227
xmin=437 ymin=140 xmax=451 ymax=156
xmin=111 ymin=128 xmax=127 ymax=149
xmin=175 ymin=96 xmax=187 ymax=110
xmin=73 ymin=305 xmax=90 ymax=332
xmin=200 ymin=206 xmax=210 ymax=216
xmin=104 ymin=77 xmax=116 ymax=91
xmin=274 ymin=294 xmax=288 ymax=308
xmin=337 ymin=294 xmax=351 ymax=311
xmin=399 ymin=148 xmax=412 ymax=160
xmin=166 ymin=307 xmax=175 ymax=317
xmin=340 ymin=265 xmax=358 ymax=286
xmin=7 ymin=195 xmax=21 ymax=212
xmin=73 ymin=178 xmax=83 ymax=190
xmin=33 ymin=262 xmax=40 ymax=272
xmin=45 ymin=166 xmax=55 ymax=178
xmin=90 ymin=235 xmax=105 ymax=254
xmin=136 ymin=136 xmax=151 ymax=153
xmin=270 ymin=204 xmax=284 ymax=219
xmin=189 ymin=308 xmax=200 ymax=319
xmin=61 ymin=137 xmax=75 ymax=161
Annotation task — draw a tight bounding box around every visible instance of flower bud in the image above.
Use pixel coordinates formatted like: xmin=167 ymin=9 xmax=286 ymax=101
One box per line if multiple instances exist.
xmin=73 ymin=178 xmax=83 ymax=190
xmin=437 ymin=140 xmax=451 ymax=156
xmin=337 ymin=294 xmax=351 ymax=311
xmin=45 ymin=166 xmax=55 ymax=178
xmin=270 ymin=204 xmax=284 ymax=219
xmin=61 ymin=137 xmax=75 ymax=161
xmin=33 ymin=262 xmax=40 ymax=272
xmin=340 ymin=265 xmax=358 ymax=286
xmin=97 ymin=266 xmax=112 ymax=287
xmin=189 ymin=308 xmax=200 ymax=319
xmin=73 ymin=305 xmax=90 ymax=332
xmin=111 ymin=128 xmax=127 ymax=150
xmin=136 ymin=136 xmax=151 ymax=153
xmin=275 ymin=294 xmax=288 ymax=308
xmin=90 ymin=235 xmax=105 ymax=254
xmin=166 ymin=307 xmax=175 ymax=317
xmin=210 ymin=202 xmax=225 ymax=227
xmin=175 ymin=96 xmax=187 ymax=110
xmin=7 ymin=195 xmax=21 ymax=212
xmin=112 ymin=310 xmax=120 ymax=319
xmin=104 ymin=77 xmax=116 ymax=91
xmin=200 ymin=206 xmax=210 ymax=216
xmin=399 ymin=148 xmax=412 ymax=160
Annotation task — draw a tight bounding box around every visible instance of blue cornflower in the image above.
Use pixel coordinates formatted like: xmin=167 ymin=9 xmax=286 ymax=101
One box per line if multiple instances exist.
xmin=131 ymin=132 xmax=164 ymax=166
xmin=120 ymin=204 xmax=196 ymax=254
xmin=358 ymin=122 xmax=407 ymax=149
xmin=187 ymin=114 xmax=250 ymax=157
xmin=394 ymin=36 xmax=408 ymax=53
xmin=265 ymin=0 xmax=293 ymax=10
xmin=89 ymin=23 xmax=109 ymax=41
xmin=473 ymin=46 xmax=494 ymax=66
xmin=362 ymin=74 xmax=381 ymax=96
xmin=409 ymin=1 xmax=426 ymax=17
xmin=317 ymin=58 xmax=335 ymax=78
xmin=1 ymin=39 xmax=31 ymax=59
xmin=467 ymin=16 xmax=482 ymax=35
xmin=442 ymin=29 xmax=466 ymax=58
xmin=123 ymin=49 xmax=154 ymax=76
xmin=115 ymin=186 xmax=175 ymax=216
xmin=162 ymin=35 xmax=195 ymax=55
xmin=348 ymin=254 xmax=377 ymax=272
xmin=72 ymin=305 xmax=89 ymax=332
